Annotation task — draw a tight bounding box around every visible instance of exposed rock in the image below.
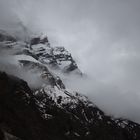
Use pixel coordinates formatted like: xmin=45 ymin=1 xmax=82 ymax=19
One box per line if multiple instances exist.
xmin=0 ymin=30 xmax=16 ymax=42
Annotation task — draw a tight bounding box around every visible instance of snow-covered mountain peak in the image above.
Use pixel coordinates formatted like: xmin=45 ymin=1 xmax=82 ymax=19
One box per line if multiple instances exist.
xmin=1 ymin=30 xmax=140 ymax=140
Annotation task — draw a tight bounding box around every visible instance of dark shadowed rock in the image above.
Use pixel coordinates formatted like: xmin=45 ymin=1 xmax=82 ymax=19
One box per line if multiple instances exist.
xmin=0 ymin=72 xmax=54 ymax=140
xmin=0 ymin=30 xmax=16 ymax=42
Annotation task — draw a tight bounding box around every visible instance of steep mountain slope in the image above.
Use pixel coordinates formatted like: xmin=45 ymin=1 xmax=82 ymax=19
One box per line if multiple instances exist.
xmin=0 ymin=30 xmax=140 ymax=140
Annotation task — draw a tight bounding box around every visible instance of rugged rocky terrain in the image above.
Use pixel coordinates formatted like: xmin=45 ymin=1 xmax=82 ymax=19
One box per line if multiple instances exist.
xmin=0 ymin=30 xmax=140 ymax=140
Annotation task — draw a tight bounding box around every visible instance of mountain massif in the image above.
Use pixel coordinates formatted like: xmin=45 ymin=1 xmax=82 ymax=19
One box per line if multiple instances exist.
xmin=0 ymin=30 xmax=140 ymax=140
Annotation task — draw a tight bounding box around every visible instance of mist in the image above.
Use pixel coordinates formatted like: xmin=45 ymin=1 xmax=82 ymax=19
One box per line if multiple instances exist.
xmin=0 ymin=51 xmax=44 ymax=89
xmin=1 ymin=0 xmax=140 ymax=123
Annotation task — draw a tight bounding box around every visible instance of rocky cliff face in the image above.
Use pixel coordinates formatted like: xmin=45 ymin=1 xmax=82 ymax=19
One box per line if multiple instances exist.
xmin=0 ymin=30 xmax=140 ymax=140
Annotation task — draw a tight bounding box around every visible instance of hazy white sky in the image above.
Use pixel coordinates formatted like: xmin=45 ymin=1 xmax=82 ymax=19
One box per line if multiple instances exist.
xmin=1 ymin=0 xmax=140 ymax=123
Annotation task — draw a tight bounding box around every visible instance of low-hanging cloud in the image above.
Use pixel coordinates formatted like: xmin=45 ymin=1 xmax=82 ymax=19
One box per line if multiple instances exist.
xmin=1 ymin=0 xmax=140 ymax=123
xmin=0 ymin=49 xmax=44 ymax=89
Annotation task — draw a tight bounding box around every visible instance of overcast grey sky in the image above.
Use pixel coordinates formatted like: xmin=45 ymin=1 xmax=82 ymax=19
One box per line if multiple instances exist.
xmin=1 ymin=0 xmax=140 ymax=123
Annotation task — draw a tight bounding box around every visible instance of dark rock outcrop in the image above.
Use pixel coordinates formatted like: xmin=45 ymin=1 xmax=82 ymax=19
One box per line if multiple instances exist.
xmin=0 ymin=30 xmax=16 ymax=42
xmin=0 ymin=72 xmax=52 ymax=140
